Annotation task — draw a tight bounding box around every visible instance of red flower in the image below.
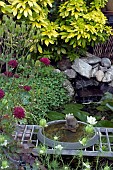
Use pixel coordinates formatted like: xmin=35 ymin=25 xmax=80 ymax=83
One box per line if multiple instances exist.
xmin=0 ymin=89 xmax=5 ymax=99
xmin=40 ymin=58 xmax=50 ymax=66
xmin=14 ymin=74 xmax=19 ymax=78
xmin=23 ymin=86 xmax=31 ymax=91
xmin=8 ymin=60 xmax=18 ymax=68
xmin=13 ymin=106 xmax=25 ymax=119
xmin=4 ymin=71 xmax=13 ymax=77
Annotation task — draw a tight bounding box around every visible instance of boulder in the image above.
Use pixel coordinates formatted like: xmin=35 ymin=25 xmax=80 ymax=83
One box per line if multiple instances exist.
xmin=109 ymin=81 xmax=113 ymax=87
xmin=102 ymin=71 xmax=113 ymax=82
xmin=95 ymin=70 xmax=104 ymax=82
xmin=76 ymin=79 xmax=99 ymax=89
xmin=63 ymin=79 xmax=75 ymax=97
xmin=101 ymin=58 xmax=111 ymax=68
xmin=85 ymin=56 xmax=101 ymax=65
xmin=72 ymin=59 xmax=92 ymax=78
xmin=91 ymin=67 xmax=99 ymax=77
xmin=63 ymin=69 xmax=77 ymax=79
xmin=99 ymin=66 xmax=108 ymax=72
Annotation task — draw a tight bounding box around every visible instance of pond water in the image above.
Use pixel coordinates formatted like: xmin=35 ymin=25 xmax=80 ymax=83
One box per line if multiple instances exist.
xmin=44 ymin=122 xmax=86 ymax=142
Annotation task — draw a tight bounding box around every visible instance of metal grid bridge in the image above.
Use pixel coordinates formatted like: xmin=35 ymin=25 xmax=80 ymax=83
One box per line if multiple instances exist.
xmin=13 ymin=125 xmax=113 ymax=157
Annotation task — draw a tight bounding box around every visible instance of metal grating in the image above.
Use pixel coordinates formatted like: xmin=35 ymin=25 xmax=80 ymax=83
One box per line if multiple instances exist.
xmin=13 ymin=125 xmax=113 ymax=157
xmin=93 ymin=35 xmax=113 ymax=59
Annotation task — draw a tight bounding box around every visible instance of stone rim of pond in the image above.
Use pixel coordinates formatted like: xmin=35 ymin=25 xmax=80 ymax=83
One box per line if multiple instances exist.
xmin=37 ymin=120 xmax=99 ymax=150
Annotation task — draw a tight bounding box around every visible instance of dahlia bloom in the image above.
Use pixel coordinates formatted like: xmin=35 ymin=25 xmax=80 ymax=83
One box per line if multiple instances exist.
xmin=13 ymin=106 xmax=25 ymax=119
xmin=4 ymin=71 xmax=13 ymax=77
xmin=0 ymin=89 xmax=5 ymax=99
xmin=40 ymin=58 xmax=50 ymax=66
xmin=23 ymin=85 xmax=32 ymax=91
xmin=8 ymin=59 xmax=18 ymax=68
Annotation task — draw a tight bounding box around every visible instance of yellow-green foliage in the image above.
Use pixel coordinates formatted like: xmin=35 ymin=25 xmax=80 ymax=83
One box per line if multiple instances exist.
xmin=90 ymin=0 xmax=108 ymax=9
xmin=0 ymin=1 xmax=11 ymax=13
xmin=59 ymin=0 xmax=111 ymax=48
xmin=0 ymin=0 xmax=112 ymax=60
xmin=8 ymin=0 xmax=53 ymax=24
xmin=28 ymin=21 xmax=59 ymax=53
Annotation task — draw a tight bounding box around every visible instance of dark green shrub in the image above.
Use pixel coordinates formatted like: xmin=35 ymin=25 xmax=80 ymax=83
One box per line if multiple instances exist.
xmin=0 ymin=58 xmax=70 ymax=124
xmin=25 ymin=65 xmax=70 ymax=123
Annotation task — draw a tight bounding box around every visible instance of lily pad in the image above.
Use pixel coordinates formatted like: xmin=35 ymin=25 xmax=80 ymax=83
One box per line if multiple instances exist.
xmin=96 ymin=120 xmax=113 ymax=128
xmin=63 ymin=103 xmax=89 ymax=122
xmin=72 ymin=111 xmax=89 ymax=122
xmin=47 ymin=111 xmax=65 ymax=120
xmin=63 ymin=103 xmax=84 ymax=113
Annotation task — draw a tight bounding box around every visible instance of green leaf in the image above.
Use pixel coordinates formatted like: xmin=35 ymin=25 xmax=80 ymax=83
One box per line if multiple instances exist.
xmin=96 ymin=105 xmax=108 ymax=112
xmin=47 ymin=111 xmax=65 ymax=121
xmin=64 ymin=103 xmax=84 ymax=112
xmin=65 ymin=38 xmax=69 ymax=43
xmin=13 ymin=8 xmax=17 ymax=16
xmin=106 ymin=103 xmax=113 ymax=111
xmin=17 ymin=13 xmax=22 ymax=19
xmin=103 ymin=92 xmax=113 ymax=100
xmin=38 ymin=45 xmax=42 ymax=53
xmin=0 ymin=58 xmax=6 ymax=62
xmin=0 ymin=1 xmax=5 ymax=7
xmin=57 ymin=49 xmax=61 ymax=54
xmin=45 ymin=39 xmax=49 ymax=46
xmin=77 ymin=34 xmax=81 ymax=40
xmin=24 ymin=9 xmax=28 ymax=17
xmin=61 ymin=48 xmax=66 ymax=54
xmin=63 ymin=103 xmax=89 ymax=122
xmin=73 ymin=111 xmax=89 ymax=122
xmin=28 ymin=1 xmax=33 ymax=7
xmin=22 ymin=98 xmax=29 ymax=105
xmin=96 ymin=120 xmax=113 ymax=128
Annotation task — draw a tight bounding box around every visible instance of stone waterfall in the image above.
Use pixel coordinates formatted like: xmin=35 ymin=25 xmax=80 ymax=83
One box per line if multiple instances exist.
xmin=56 ymin=52 xmax=113 ymax=103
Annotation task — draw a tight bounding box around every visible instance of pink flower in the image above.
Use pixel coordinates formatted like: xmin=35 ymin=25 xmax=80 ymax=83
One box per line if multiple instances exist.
xmin=8 ymin=60 xmax=18 ymax=68
xmin=13 ymin=106 xmax=25 ymax=119
xmin=4 ymin=71 xmax=13 ymax=77
xmin=0 ymin=89 xmax=5 ymax=99
xmin=40 ymin=58 xmax=50 ymax=66
xmin=14 ymin=74 xmax=19 ymax=78
xmin=23 ymin=86 xmax=32 ymax=91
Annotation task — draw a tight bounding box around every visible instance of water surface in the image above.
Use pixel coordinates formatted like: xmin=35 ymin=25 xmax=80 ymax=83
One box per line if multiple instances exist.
xmin=44 ymin=122 xmax=85 ymax=142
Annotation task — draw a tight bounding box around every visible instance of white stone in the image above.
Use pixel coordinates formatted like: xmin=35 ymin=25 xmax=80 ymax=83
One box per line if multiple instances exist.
xmin=54 ymin=69 xmax=61 ymax=73
xmin=95 ymin=70 xmax=104 ymax=82
xmin=91 ymin=67 xmax=99 ymax=77
xmin=102 ymin=71 xmax=113 ymax=82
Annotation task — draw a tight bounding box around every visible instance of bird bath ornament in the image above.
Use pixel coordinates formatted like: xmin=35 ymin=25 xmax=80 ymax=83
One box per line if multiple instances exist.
xmin=37 ymin=114 xmax=99 ymax=150
xmin=65 ymin=113 xmax=79 ymax=132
